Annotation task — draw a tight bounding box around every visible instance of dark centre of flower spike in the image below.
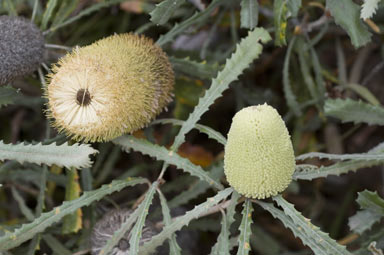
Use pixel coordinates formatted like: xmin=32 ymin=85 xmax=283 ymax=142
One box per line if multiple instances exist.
xmin=76 ymin=88 xmax=91 ymax=106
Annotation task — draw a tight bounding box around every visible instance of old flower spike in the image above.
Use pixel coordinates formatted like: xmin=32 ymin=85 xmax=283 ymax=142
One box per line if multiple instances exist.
xmin=224 ymin=104 xmax=296 ymax=199
xmin=45 ymin=33 xmax=174 ymax=142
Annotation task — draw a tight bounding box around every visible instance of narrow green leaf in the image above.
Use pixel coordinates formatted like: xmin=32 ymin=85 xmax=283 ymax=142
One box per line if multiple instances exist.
xmin=0 ymin=86 xmax=19 ymax=109
xmin=158 ymin=190 xmax=181 ymax=255
xmin=3 ymin=0 xmax=17 ymax=16
xmin=236 ymin=199 xmax=253 ymax=255
xmin=113 ymin=135 xmax=223 ymax=190
xmin=211 ymin=210 xmax=230 ymax=255
xmin=129 ymin=182 xmax=158 ymax=254
xmin=256 ymin=196 xmax=352 ymax=255
xmin=0 ymin=178 xmax=146 ymax=251
xmin=345 ymin=83 xmax=380 ymax=106
xmin=152 ymin=118 xmax=226 ymax=145
xmin=325 ymin=98 xmax=384 ymax=125
xmin=294 ymin=159 xmax=384 ymax=180
xmin=42 ymin=235 xmax=72 ymax=255
xmin=297 ymin=151 xmax=384 ymax=161
xmin=283 ymin=37 xmax=302 ymax=116
xmin=156 ymin=0 xmax=222 ymax=46
xmin=240 ymin=0 xmax=258 ymax=29
xmin=0 ymin=141 xmax=98 ymax=169
xmin=11 ymin=187 xmax=35 ymax=221
xmin=170 ymin=57 xmax=220 ymax=79
xmin=41 ymin=0 xmax=58 ymax=30
xmin=141 ymin=188 xmax=233 ymax=254
xmin=361 ymin=0 xmax=381 ymax=19
xmin=150 ymin=0 xmax=186 ymax=25
xmin=357 ymin=190 xmax=384 ymax=215
xmin=309 ymin=43 xmax=326 ymax=104
xmin=273 ymin=0 xmax=288 ymax=46
xmin=44 ymin=0 xmax=127 ymax=34
xmin=287 ymin=0 xmax=301 ymax=17
xmin=62 ymin=169 xmax=81 ymax=234
xmin=171 ymin=28 xmax=271 ymax=150
xmin=326 ymin=0 xmax=371 ymax=48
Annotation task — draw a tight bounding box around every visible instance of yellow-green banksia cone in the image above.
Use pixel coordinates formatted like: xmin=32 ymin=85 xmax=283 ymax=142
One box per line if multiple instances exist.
xmin=224 ymin=104 xmax=295 ymax=199
xmin=45 ymin=33 xmax=174 ymax=142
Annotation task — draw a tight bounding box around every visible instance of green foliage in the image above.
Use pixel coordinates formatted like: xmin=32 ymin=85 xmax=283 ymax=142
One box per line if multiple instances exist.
xmin=0 ymin=86 xmax=19 ymax=108
xmin=0 ymin=141 xmax=98 ymax=169
xmin=326 ymin=0 xmax=372 ymax=48
xmin=150 ymin=0 xmax=186 ymax=25
xmin=0 ymin=178 xmax=146 ymax=250
xmin=325 ymin=98 xmax=384 ymax=125
xmin=273 ymin=0 xmax=288 ymax=46
xmin=171 ymin=27 xmax=271 ymax=150
xmin=257 ymin=196 xmax=352 ymax=255
xmin=236 ymin=199 xmax=253 ymax=255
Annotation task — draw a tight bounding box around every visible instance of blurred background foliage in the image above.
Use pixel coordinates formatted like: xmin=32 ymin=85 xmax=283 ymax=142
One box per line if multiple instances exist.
xmin=1 ymin=0 xmax=384 ymax=254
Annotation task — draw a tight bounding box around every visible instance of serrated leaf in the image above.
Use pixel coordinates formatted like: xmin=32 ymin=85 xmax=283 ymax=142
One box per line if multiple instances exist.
xmin=171 ymin=28 xmax=271 ymax=150
xmin=158 ymin=190 xmax=181 ymax=255
xmin=326 ymin=0 xmax=372 ymax=48
xmin=294 ymin=159 xmax=384 ymax=180
xmin=140 ymin=188 xmax=233 ymax=254
xmin=283 ymin=37 xmax=302 ymax=116
xmin=113 ymin=135 xmax=223 ymax=190
xmin=296 ymin=151 xmax=384 ymax=161
xmin=357 ymin=190 xmax=384 ymax=214
xmin=325 ymin=98 xmax=384 ymax=125
xmin=240 ymin=0 xmax=258 ymax=29
xmin=237 ymin=199 xmax=253 ymax=255
xmin=152 ymin=118 xmax=226 ymax=145
xmin=348 ymin=209 xmax=381 ymax=234
xmin=150 ymin=0 xmax=186 ymax=25
xmin=361 ymin=0 xmax=380 ymax=19
xmin=210 ymin=191 xmax=240 ymax=255
xmin=345 ymin=83 xmax=380 ymax=106
xmin=62 ymin=169 xmax=82 ymax=234
xmin=0 ymin=86 xmax=19 ymax=108
xmin=0 ymin=141 xmax=98 ymax=169
xmin=170 ymin=57 xmax=220 ymax=79
xmin=0 ymin=178 xmax=147 ymax=251
xmin=128 ymin=182 xmax=158 ymax=254
xmin=274 ymin=0 xmax=288 ymax=46
xmin=256 ymin=196 xmax=352 ymax=255
xmin=157 ymin=0 xmax=222 ymax=46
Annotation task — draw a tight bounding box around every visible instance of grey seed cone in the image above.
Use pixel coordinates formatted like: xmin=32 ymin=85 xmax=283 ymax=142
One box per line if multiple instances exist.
xmin=91 ymin=209 xmax=166 ymax=255
xmin=0 ymin=15 xmax=45 ymax=85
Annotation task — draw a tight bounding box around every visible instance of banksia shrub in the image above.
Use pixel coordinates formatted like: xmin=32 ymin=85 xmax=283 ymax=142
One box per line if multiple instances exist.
xmin=224 ymin=104 xmax=295 ymax=199
xmin=45 ymin=33 xmax=174 ymax=142
xmin=0 ymin=15 xmax=45 ymax=85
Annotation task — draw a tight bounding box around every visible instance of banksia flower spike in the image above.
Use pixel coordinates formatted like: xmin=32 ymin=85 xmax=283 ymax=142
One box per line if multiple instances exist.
xmin=224 ymin=104 xmax=295 ymax=199
xmin=0 ymin=15 xmax=45 ymax=85
xmin=45 ymin=33 xmax=174 ymax=142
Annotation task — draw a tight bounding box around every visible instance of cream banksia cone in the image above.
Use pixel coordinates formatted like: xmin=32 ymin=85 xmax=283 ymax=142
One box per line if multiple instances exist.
xmin=45 ymin=33 xmax=174 ymax=142
xmin=224 ymin=104 xmax=295 ymax=199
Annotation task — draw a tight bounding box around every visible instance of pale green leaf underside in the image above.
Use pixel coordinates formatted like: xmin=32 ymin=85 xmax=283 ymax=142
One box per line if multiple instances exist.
xmin=140 ymin=188 xmax=233 ymax=255
xmin=113 ymin=135 xmax=223 ymax=190
xmin=257 ymin=196 xmax=352 ymax=255
xmin=150 ymin=0 xmax=186 ymax=25
xmin=326 ymin=0 xmax=371 ymax=48
xmin=325 ymin=98 xmax=384 ymax=125
xmin=240 ymin=0 xmax=258 ymax=29
xmin=0 ymin=178 xmax=147 ymax=251
xmin=237 ymin=199 xmax=253 ymax=255
xmin=361 ymin=0 xmax=380 ymax=19
xmin=171 ymin=28 xmax=271 ymax=150
xmin=0 ymin=141 xmax=98 ymax=169
xmin=296 ymin=151 xmax=384 ymax=161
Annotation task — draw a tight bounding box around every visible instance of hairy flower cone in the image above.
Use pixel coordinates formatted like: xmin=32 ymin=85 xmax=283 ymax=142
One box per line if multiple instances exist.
xmin=46 ymin=33 xmax=174 ymax=142
xmin=224 ymin=104 xmax=295 ymax=199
